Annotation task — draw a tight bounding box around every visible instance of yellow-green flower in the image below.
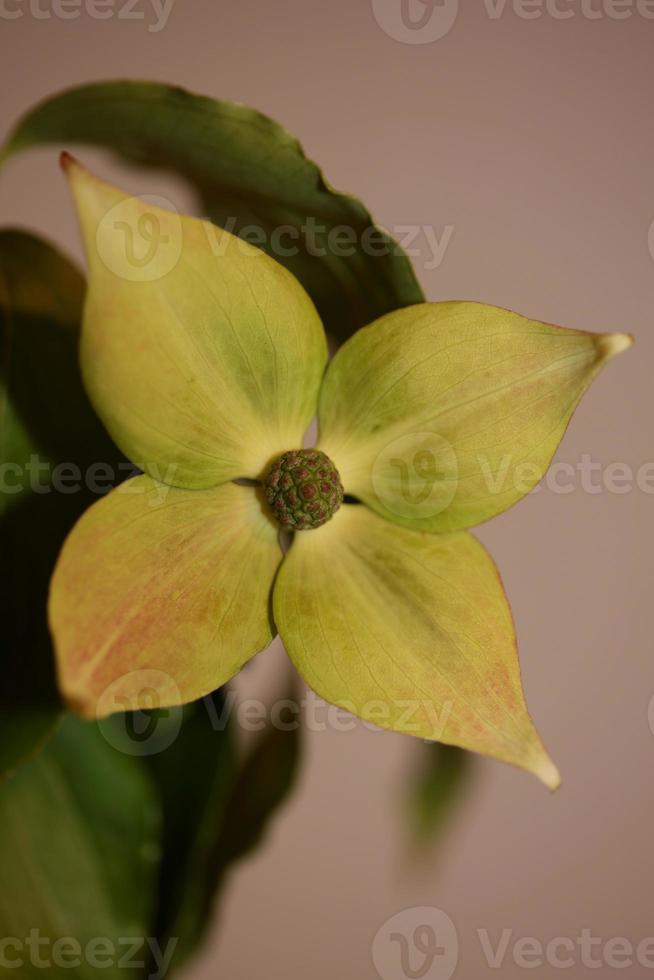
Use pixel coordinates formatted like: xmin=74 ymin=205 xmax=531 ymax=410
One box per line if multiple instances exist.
xmin=49 ymin=156 xmax=632 ymax=789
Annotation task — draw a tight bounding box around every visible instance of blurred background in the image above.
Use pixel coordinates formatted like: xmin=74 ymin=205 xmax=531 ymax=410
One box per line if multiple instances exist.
xmin=1 ymin=2 xmax=651 ymax=977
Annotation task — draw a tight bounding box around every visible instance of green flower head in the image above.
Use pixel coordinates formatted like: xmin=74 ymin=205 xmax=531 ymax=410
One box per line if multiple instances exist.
xmin=49 ymin=156 xmax=632 ymax=788
xmin=264 ymin=449 xmax=344 ymax=530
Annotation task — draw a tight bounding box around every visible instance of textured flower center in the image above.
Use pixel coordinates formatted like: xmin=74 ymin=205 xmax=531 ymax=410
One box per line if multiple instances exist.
xmin=263 ymin=449 xmax=344 ymax=530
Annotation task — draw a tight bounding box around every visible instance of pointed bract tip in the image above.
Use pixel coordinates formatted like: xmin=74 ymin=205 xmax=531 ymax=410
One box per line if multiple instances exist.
xmin=59 ymin=151 xmax=78 ymax=173
xmin=598 ymin=332 xmax=634 ymax=361
xmin=536 ymin=754 xmax=561 ymax=792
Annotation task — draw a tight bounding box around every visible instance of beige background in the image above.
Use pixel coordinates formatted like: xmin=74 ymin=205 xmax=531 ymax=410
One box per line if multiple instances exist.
xmin=1 ymin=1 xmax=652 ymax=977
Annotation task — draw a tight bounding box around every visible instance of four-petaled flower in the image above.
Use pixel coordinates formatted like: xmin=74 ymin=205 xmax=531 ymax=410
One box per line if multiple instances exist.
xmin=49 ymin=155 xmax=632 ymax=787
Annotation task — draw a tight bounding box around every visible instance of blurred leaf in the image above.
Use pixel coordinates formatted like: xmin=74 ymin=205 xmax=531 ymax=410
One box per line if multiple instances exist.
xmin=409 ymin=742 xmax=470 ymax=846
xmin=211 ymin=700 xmax=301 ymax=886
xmin=145 ymin=688 xmax=301 ymax=970
xmin=0 ymin=711 xmax=61 ymax=783
xmin=0 ymin=228 xmax=83 ymax=514
xmin=0 ymin=230 xmax=125 ymax=492
xmin=1 ymin=80 xmax=425 ymax=342
xmin=0 ymin=715 xmax=161 ymax=978
xmin=0 ymin=230 xmax=126 ymax=778
xmin=144 ymin=691 xmax=235 ymax=969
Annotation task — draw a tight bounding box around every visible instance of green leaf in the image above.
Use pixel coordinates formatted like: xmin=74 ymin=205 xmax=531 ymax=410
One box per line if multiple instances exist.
xmin=49 ymin=476 xmax=282 ymax=717
xmin=408 ymin=743 xmax=470 ymax=846
xmin=0 ymin=229 xmax=84 ymax=511
xmin=317 ymin=301 xmax=633 ymax=532
xmin=146 ymin=687 xmax=300 ymax=970
xmin=145 ymin=690 xmax=235 ymax=969
xmin=62 ymin=156 xmax=328 ymax=488
xmin=0 ymin=713 xmax=61 ymax=785
xmin=0 ymin=715 xmax=161 ymax=979
xmin=209 ymin=696 xmax=301 ymax=889
xmin=1 ymin=80 xmax=424 ymax=343
xmin=274 ymin=501 xmax=560 ymax=789
xmin=0 ymin=230 xmax=122 ymax=778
